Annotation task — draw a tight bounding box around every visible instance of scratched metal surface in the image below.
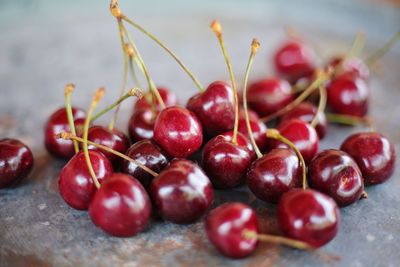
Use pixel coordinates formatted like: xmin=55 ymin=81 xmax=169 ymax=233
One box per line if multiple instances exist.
xmin=0 ymin=0 xmax=400 ymax=266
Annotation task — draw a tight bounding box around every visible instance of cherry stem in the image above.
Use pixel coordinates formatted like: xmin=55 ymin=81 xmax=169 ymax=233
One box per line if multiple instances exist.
xmin=64 ymin=83 xmax=79 ymax=154
xmin=56 ymin=132 xmax=158 ymax=177
xmin=266 ymin=129 xmax=307 ymax=190
xmin=243 ymin=39 xmax=263 ymax=159
xmin=260 ymin=69 xmax=331 ymax=123
xmin=365 ymin=31 xmax=400 ymax=67
xmin=211 ymin=20 xmax=239 ymax=145
xmin=83 ymin=88 xmax=105 ymax=189
xmin=326 ymin=113 xmax=376 ymax=131
xmin=243 ymin=230 xmax=313 ymax=250
xmin=127 ymin=52 xmax=143 ymax=89
xmin=91 ymin=88 xmax=144 ymax=122
xmin=347 ymin=31 xmax=366 ymax=59
xmin=310 ymin=85 xmax=327 ymax=128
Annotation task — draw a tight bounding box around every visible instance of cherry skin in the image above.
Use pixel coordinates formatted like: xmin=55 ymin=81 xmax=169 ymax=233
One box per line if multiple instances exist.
xmin=280 ymin=102 xmax=327 ymax=139
xmin=187 ymin=81 xmax=235 ymax=137
xmin=202 ymin=132 xmax=252 ymax=189
xmin=274 ymin=40 xmax=316 ymax=83
xmin=309 ymin=149 xmax=364 ymax=207
xmin=44 ymin=107 xmax=86 ymax=159
xmin=247 ymin=78 xmax=294 ymax=117
xmin=128 ymin=109 xmax=155 ymax=142
xmin=87 ymin=125 xmax=130 ymax=167
xmin=89 ymin=173 xmax=151 ymax=237
xmin=341 ymin=132 xmax=396 ymax=185
xmin=238 ymin=109 xmax=268 ymax=151
xmin=278 ymin=189 xmax=340 ymax=248
xmin=247 ymin=148 xmax=302 ymax=203
xmin=327 ymin=56 xmax=370 ymax=80
xmin=153 ymin=106 xmax=203 ymax=158
xmin=134 ymin=87 xmax=177 ymax=112
xmin=205 ymin=202 xmax=259 ymax=259
xmin=150 ymin=159 xmax=213 ymax=224
xmin=0 ymin=139 xmax=34 ymax=189
xmin=269 ymin=118 xmax=319 ymax=163
xmin=59 ymin=150 xmax=113 ymax=210
xmin=327 ymin=73 xmax=370 ymax=117
xmin=121 ymin=139 xmax=169 ymax=190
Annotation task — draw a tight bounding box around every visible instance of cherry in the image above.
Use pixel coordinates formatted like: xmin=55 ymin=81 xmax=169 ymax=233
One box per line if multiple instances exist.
xmin=278 ymin=189 xmax=340 ymax=248
xmin=327 ymin=56 xmax=369 ymax=80
xmin=134 ymin=87 xmax=177 ymax=112
xmin=247 ymin=148 xmax=302 ymax=203
xmin=341 ymin=132 xmax=396 ymax=185
xmin=309 ymin=149 xmax=365 ymax=207
xmin=89 ymin=173 xmax=151 ymax=237
xmin=238 ymin=111 xmax=268 ymax=151
xmin=247 ymin=78 xmax=294 ymax=117
xmin=0 ymin=139 xmax=34 ymax=189
xmin=44 ymin=107 xmax=86 ymax=158
xmin=153 ymin=106 xmax=203 ymax=158
xmin=274 ymin=40 xmax=316 ymax=83
xmin=187 ymin=81 xmax=235 ymax=136
xmin=58 ymin=150 xmax=113 ymax=210
xmin=128 ymin=108 xmax=154 ymax=142
xmin=121 ymin=139 xmax=168 ymax=189
xmin=150 ymin=159 xmax=213 ymax=224
xmin=280 ymin=102 xmax=327 ymax=139
xmin=327 ymin=73 xmax=369 ymax=117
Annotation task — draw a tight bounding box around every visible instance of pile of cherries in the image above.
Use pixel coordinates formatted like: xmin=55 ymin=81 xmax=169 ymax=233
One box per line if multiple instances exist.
xmin=1 ymin=0 xmax=398 ymax=260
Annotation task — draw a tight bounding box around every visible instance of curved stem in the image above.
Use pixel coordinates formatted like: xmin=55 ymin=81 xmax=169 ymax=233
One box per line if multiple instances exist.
xmin=326 ymin=113 xmax=375 ymax=131
xmin=347 ymin=31 xmax=366 ymax=59
xmin=243 ymin=230 xmax=312 ymax=250
xmin=310 ymin=86 xmax=327 ymax=128
xmin=365 ymin=31 xmax=400 ymax=67
xmin=128 ymin=56 xmax=143 ymax=89
xmin=64 ymin=83 xmax=79 ymax=154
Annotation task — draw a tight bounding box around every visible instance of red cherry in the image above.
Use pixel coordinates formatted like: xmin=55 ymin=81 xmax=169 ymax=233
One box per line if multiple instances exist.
xmin=205 ymin=202 xmax=259 ymax=258
xmin=134 ymin=87 xmax=177 ymax=112
xmin=0 ymin=139 xmax=34 ymax=188
xmin=247 ymin=148 xmax=302 ymax=203
xmin=247 ymin=78 xmax=294 ymax=117
xmin=121 ymin=139 xmax=169 ymax=190
xmin=59 ymin=150 xmax=113 ymax=210
xmin=327 ymin=56 xmax=369 ymax=80
xmin=274 ymin=40 xmax=316 ymax=83
xmin=128 ymin=109 xmax=154 ymax=142
xmin=89 ymin=173 xmax=151 ymax=237
xmin=187 ymin=81 xmax=235 ymax=136
xmin=44 ymin=107 xmax=86 ymax=158
xmin=341 ymin=132 xmax=396 ymax=185
xmin=309 ymin=149 xmax=364 ymax=207
xmin=278 ymin=189 xmax=340 ymax=248
xmin=150 ymin=159 xmax=213 ymax=224
xmin=153 ymin=106 xmax=203 ymax=158
xmin=327 ymin=73 xmax=370 ymax=117
xmin=238 ymin=111 xmax=268 ymax=151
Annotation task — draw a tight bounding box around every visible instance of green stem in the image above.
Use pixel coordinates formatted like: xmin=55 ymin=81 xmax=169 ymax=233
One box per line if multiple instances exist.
xmin=243 ymin=230 xmax=312 ymax=250
xmin=365 ymin=31 xmax=400 ymax=67
xmin=347 ymin=31 xmax=366 ymax=59
xmin=129 ymin=57 xmax=143 ymax=89
xmin=64 ymin=83 xmax=79 ymax=154
xmin=310 ymin=86 xmax=327 ymax=128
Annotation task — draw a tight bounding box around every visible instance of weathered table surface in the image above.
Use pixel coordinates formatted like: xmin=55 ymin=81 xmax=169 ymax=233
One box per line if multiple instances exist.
xmin=1 ymin=1 xmax=400 ymax=266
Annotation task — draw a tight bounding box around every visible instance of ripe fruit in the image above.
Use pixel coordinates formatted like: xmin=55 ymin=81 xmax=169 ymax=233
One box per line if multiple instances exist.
xmin=327 ymin=56 xmax=369 ymax=80
xmin=128 ymin=109 xmax=154 ymax=142
xmin=134 ymin=87 xmax=177 ymax=112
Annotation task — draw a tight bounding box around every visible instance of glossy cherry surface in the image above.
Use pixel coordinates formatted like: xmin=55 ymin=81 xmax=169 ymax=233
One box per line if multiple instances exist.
xmin=121 ymin=139 xmax=169 ymax=190
xmin=187 ymin=81 xmax=235 ymax=136
xmin=45 ymin=107 xmax=86 ymax=158
xmin=278 ymin=189 xmax=340 ymax=248
xmin=205 ymin=202 xmax=259 ymax=259
xmin=327 ymin=56 xmax=370 ymax=80
xmin=247 ymin=148 xmax=302 ymax=203
xmin=128 ymin=108 xmax=155 ymax=142
xmin=341 ymin=132 xmax=396 ymax=185
xmin=59 ymin=150 xmax=113 ymax=210
xmin=238 ymin=110 xmax=268 ymax=151
xmin=89 ymin=173 xmax=151 ymax=237
xmin=134 ymin=87 xmax=177 ymax=112
xmin=153 ymin=106 xmax=203 ymax=158
xmin=0 ymin=139 xmax=34 ymax=189
xmin=309 ymin=149 xmax=364 ymax=207
xmin=150 ymin=159 xmax=213 ymax=224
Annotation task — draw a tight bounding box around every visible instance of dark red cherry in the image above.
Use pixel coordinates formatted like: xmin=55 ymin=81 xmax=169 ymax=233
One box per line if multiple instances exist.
xmin=0 ymin=139 xmax=34 ymax=188
xmin=270 ymin=118 xmax=319 ymax=162
xmin=44 ymin=107 xmax=86 ymax=158
xmin=247 ymin=78 xmax=294 ymax=117
xmin=327 ymin=56 xmax=369 ymax=80
xmin=187 ymin=81 xmax=235 ymax=136
xmin=87 ymin=125 xmax=130 ymax=167
xmin=202 ymin=132 xmax=252 ymax=189
xmin=150 ymin=159 xmax=213 ymax=224
xmin=309 ymin=149 xmax=364 ymax=207
xmin=341 ymin=132 xmax=396 ymax=185
xmin=327 ymin=73 xmax=370 ymax=117
xmin=89 ymin=173 xmax=151 ymax=237
xmin=128 ymin=108 xmax=154 ymax=142
xmin=153 ymin=106 xmax=203 ymax=158
xmin=280 ymin=102 xmax=327 ymax=139
xmin=59 ymin=150 xmax=113 ymax=210
xmin=238 ymin=110 xmax=268 ymax=151
xmin=205 ymin=202 xmax=259 ymax=259
xmin=278 ymin=189 xmax=340 ymax=248
xmin=247 ymin=148 xmax=302 ymax=203
xmin=134 ymin=87 xmax=177 ymax=112
xmin=121 ymin=139 xmax=169 ymax=190
xmin=274 ymin=40 xmax=316 ymax=83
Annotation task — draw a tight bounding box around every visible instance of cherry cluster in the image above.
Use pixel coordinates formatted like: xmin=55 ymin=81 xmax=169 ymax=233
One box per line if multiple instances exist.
xmin=1 ymin=0 xmax=398 ymax=260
